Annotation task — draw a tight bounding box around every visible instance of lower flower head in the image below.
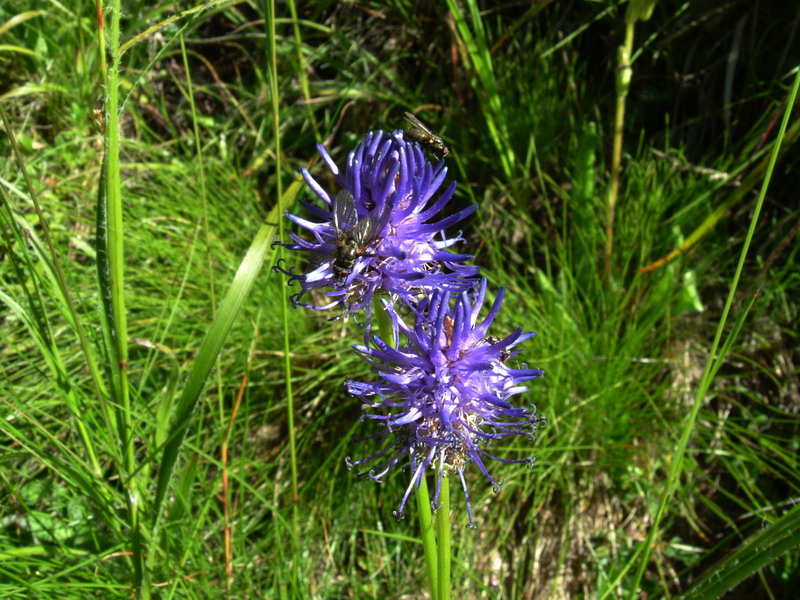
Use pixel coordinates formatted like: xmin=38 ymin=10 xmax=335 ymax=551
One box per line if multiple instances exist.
xmin=346 ymin=278 xmax=545 ymax=525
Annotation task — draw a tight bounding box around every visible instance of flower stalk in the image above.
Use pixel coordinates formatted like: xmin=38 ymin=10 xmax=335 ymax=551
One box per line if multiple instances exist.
xmin=415 ymin=474 xmax=439 ymax=600
xmin=436 ymin=476 xmax=451 ymax=600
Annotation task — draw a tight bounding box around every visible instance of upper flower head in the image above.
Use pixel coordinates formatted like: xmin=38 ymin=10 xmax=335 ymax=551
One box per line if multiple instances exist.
xmin=346 ymin=278 xmax=545 ymax=526
xmin=275 ymin=129 xmax=479 ymax=324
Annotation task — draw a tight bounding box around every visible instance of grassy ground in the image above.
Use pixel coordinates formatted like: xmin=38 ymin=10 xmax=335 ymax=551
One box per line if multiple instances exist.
xmin=1 ymin=1 xmax=799 ymax=598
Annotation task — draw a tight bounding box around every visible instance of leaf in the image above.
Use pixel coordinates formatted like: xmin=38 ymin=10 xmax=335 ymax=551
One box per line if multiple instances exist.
xmin=0 ymin=10 xmax=45 ymax=36
xmin=679 ymin=503 xmax=800 ymax=600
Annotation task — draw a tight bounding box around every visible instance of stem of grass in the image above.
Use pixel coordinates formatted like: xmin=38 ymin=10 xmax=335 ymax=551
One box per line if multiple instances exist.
xmin=264 ymin=0 xmax=300 ymax=593
xmin=604 ymin=19 xmax=634 ymax=282
xmin=178 ymin=34 xmax=215 ymax=310
xmin=445 ymin=0 xmax=515 ymax=179
xmin=222 ymin=332 xmax=259 ymax=582
xmin=95 ymin=0 xmax=106 ymax=78
xmin=285 ymin=0 xmax=320 ymax=142
xmin=101 ymin=0 xmax=144 ymax=592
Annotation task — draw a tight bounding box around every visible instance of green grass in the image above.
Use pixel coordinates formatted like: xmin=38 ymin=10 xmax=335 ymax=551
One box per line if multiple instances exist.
xmin=1 ymin=1 xmax=799 ymax=598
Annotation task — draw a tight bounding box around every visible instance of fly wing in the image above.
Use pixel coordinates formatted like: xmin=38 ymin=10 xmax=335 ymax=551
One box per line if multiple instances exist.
xmin=370 ymin=203 xmax=392 ymax=243
xmin=333 ymin=190 xmax=358 ymax=232
xmin=404 ymin=111 xmax=433 ymax=136
xmin=351 ymin=215 xmax=373 ymax=246
xmin=353 ymin=202 xmax=391 ymax=246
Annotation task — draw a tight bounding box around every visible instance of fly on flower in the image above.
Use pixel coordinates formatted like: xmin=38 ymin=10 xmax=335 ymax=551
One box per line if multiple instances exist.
xmin=404 ymin=112 xmax=449 ymax=158
xmin=332 ymin=190 xmax=391 ymax=285
xmin=274 ymin=130 xmax=478 ymax=324
xmin=485 ymin=335 xmax=511 ymax=363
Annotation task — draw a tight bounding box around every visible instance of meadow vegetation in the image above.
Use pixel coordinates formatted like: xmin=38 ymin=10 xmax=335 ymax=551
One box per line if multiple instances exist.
xmin=1 ymin=1 xmax=798 ymax=598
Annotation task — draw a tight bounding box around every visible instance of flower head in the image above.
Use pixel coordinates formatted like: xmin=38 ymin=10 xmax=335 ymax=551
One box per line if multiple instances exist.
xmin=346 ymin=278 xmax=545 ymax=525
xmin=275 ymin=129 xmax=479 ymax=324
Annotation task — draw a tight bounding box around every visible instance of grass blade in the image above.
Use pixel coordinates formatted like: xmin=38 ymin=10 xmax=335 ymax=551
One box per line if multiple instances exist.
xmin=679 ymin=502 xmax=800 ymax=600
xmin=152 ymin=179 xmax=301 ymax=515
xmin=627 ymin=65 xmax=800 ymax=599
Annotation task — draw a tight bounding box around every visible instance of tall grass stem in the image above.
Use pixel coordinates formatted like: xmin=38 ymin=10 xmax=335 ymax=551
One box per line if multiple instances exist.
xmin=178 ymin=32 xmax=228 ymax=480
xmin=101 ymin=0 xmax=144 ymax=590
xmin=264 ymin=0 xmax=301 ymax=592
xmin=222 ymin=332 xmax=259 ymax=581
xmin=178 ymin=35 xmax=215 ymax=311
xmin=445 ymin=0 xmax=515 ymax=179
xmin=285 ymin=0 xmax=320 ymax=142
xmin=95 ymin=0 xmax=107 ymax=83
xmin=627 ymin=66 xmax=800 ymax=598
xmin=604 ymin=20 xmax=634 ymax=282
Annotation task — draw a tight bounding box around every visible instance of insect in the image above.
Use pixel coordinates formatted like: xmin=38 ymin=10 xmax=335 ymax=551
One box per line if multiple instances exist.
xmin=403 ymin=111 xmax=449 ymax=158
xmin=332 ymin=190 xmax=391 ymax=284
xmin=486 ymin=335 xmax=511 ymax=363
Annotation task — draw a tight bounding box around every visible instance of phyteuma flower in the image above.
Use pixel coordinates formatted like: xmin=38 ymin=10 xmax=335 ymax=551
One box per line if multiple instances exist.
xmin=345 ymin=278 xmax=546 ymax=526
xmin=274 ymin=129 xmax=479 ymax=325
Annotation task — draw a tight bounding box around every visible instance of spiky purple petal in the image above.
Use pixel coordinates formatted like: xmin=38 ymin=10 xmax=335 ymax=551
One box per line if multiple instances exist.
xmin=346 ymin=279 xmax=546 ymax=525
xmin=275 ymin=130 xmax=479 ymax=326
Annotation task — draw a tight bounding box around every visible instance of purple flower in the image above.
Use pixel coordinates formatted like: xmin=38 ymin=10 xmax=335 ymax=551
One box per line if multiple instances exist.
xmin=345 ymin=278 xmax=546 ymax=526
xmin=275 ymin=130 xmax=479 ymax=325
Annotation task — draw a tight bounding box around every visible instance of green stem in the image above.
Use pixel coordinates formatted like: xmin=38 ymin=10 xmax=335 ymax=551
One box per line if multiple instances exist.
xmin=415 ymin=474 xmax=439 ymax=600
xmin=178 ymin=36 xmax=215 ymax=310
xmin=178 ymin=32 xmax=227 ymax=500
xmin=104 ymin=0 xmax=141 ymax=592
xmin=265 ymin=0 xmax=291 ymax=503
xmin=604 ymin=20 xmax=634 ymax=283
xmin=436 ymin=476 xmax=451 ymax=600
xmin=285 ymin=0 xmax=319 ymax=142
xmin=95 ymin=0 xmax=106 ymax=80
xmin=263 ymin=0 xmax=299 ymax=592
xmin=372 ymin=294 xmax=442 ymax=599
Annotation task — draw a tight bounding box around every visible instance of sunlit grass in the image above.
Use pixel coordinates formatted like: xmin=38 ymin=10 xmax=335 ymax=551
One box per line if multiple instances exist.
xmin=1 ymin=1 xmax=798 ymax=598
